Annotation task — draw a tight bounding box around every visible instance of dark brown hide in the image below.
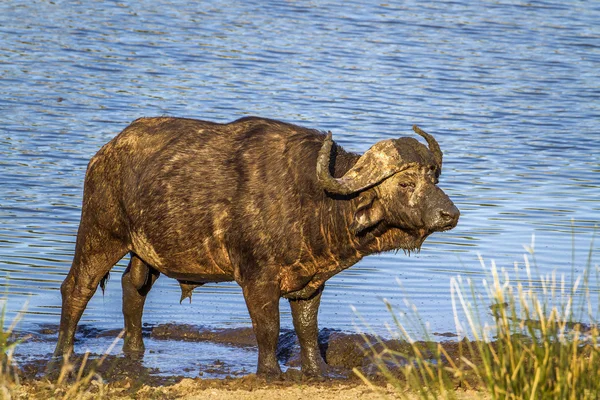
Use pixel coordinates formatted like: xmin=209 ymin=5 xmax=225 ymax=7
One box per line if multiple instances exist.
xmin=54 ymin=116 xmax=459 ymax=378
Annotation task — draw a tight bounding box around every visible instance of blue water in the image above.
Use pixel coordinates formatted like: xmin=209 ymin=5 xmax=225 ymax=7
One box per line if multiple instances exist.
xmin=0 ymin=0 xmax=599 ymax=375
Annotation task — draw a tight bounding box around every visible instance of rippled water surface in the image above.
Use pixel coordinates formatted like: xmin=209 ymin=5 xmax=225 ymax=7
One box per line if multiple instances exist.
xmin=1 ymin=0 xmax=599 ymax=375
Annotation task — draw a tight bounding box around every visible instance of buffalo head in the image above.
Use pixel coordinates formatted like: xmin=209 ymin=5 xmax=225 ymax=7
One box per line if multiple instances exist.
xmin=316 ymin=126 xmax=459 ymax=249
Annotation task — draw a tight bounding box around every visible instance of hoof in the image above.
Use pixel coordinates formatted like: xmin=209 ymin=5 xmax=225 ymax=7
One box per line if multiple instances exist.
xmin=256 ymin=366 xmax=283 ymax=381
xmin=301 ymin=358 xmax=329 ymax=380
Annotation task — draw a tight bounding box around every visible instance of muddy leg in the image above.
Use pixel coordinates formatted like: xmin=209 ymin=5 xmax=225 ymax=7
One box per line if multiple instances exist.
xmin=122 ymin=254 xmax=159 ymax=353
xmin=54 ymin=231 xmax=127 ymax=358
xmin=242 ymin=278 xmax=282 ymax=378
xmin=289 ymin=285 xmax=326 ymax=377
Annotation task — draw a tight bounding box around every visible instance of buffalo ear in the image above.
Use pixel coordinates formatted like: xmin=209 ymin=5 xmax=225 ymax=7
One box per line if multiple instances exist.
xmin=350 ymin=193 xmax=385 ymax=234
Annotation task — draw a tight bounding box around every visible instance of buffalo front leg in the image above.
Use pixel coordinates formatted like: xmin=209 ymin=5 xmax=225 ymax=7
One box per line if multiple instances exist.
xmin=242 ymin=278 xmax=282 ymax=378
xmin=122 ymin=254 xmax=159 ymax=353
xmin=54 ymin=233 xmax=127 ymax=358
xmin=289 ymin=285 xmax=327 ymax=377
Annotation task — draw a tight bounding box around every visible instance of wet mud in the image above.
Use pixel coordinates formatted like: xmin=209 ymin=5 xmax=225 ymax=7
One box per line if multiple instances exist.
xmin=11 ymin=323 xmax=466 ymax=393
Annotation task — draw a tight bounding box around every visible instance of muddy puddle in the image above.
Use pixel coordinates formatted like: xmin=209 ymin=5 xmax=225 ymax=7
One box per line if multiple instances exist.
xmin=11 ymin=323 xmax=462 ymax=389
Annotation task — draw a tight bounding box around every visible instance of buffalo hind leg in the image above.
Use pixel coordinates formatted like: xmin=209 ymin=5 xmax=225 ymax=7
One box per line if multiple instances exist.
xmin=241 ymin=276 xmax=282 ymax=378
xmin=122 ymin=254 xmax=159 ymax=353
xmin=289 ymin=285 xmax=327 ymax=377
xmin=54 ymin=231 xmax=127 ymax=358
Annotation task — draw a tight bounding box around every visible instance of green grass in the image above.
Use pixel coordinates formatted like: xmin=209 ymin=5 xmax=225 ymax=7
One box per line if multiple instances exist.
xmin=355 ymin=234 xmax=600 ymax=399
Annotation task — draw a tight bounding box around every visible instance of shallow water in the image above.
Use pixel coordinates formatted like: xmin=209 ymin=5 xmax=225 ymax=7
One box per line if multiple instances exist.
xmin=1 ymin=0 xmax=599 ymax=377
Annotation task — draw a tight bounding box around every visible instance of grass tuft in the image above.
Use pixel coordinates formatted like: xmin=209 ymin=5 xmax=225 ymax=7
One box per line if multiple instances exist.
xmin=0 ymin=292 xmax=123 ymax=399
xmin=356 ymin=235 xmax=600 ymax=399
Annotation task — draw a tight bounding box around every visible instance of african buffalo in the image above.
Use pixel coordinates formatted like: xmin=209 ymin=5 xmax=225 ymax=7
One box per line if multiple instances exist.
xmin=54 ymin=116 xmax=459 ymax=377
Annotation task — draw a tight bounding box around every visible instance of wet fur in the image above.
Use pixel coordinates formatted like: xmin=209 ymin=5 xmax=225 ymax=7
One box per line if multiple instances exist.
xmin=55 ymin=116 xmax=459 ymax=378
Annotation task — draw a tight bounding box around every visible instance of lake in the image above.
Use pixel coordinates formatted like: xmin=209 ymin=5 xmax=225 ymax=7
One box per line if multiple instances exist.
xmin=0 ymin=0 xmax=598 ymax=377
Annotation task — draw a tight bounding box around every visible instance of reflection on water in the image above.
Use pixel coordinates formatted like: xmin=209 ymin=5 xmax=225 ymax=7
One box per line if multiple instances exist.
xmin=0 ymin=0 xmax=598 ymax=372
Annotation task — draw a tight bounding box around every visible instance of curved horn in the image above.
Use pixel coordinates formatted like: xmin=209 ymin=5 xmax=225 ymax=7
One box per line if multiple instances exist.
xmin=316 ymin=132 xmax=405 ymax=195
xmin=315 ymin=132 xmax=345 ymax=192
xmin=412 ymin=125 xmax=442 ymax=170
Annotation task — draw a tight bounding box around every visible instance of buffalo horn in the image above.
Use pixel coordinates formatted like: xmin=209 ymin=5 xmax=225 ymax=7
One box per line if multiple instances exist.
xmin=412 ymin=125 xmax=442 ymax=170
xmin=316 ymin=132 xmax=405 ymax=195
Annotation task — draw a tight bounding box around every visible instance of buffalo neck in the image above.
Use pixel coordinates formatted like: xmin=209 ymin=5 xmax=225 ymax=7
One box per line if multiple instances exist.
xmin=318 ymin=144 xmax=414 ymax=260
xmin=318 ymin=146 xmax=379 ymax=261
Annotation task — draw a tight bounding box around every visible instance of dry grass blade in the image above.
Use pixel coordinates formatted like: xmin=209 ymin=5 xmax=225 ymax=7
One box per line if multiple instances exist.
xmin=59 ymin=329 xmax=124 ymax=400
xmin=1 ymin=299 xmax=29 ymax=397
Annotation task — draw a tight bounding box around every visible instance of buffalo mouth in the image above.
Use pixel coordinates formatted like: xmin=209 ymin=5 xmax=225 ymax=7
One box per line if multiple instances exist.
xmin=361 ymin=224 xmax=433 ymax=254
xmin=437 ymin=221 xmax=458 ymax=232
xmin=403 ymin=223 xmax=459 ymax=251
xmin=403 ymin=219 xmax=456 ymax=250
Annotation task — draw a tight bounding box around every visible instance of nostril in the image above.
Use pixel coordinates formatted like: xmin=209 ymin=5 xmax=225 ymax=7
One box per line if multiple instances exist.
xmin=439 ymin=210 xmax=453 ymax=222
xmin=437 ymin=207 xmax=460 ymax=228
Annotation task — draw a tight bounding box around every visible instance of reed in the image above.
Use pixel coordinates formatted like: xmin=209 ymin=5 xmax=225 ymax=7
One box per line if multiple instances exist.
xmin=355 ymin=235 xmax=600 ymax=399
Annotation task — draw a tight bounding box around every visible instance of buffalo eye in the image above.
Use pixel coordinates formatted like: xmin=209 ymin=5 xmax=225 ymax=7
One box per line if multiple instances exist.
xmin=427 ymin=167 xmax=439 ymax=184
xmin=399 ymin=182 xmax=415 ymax=189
